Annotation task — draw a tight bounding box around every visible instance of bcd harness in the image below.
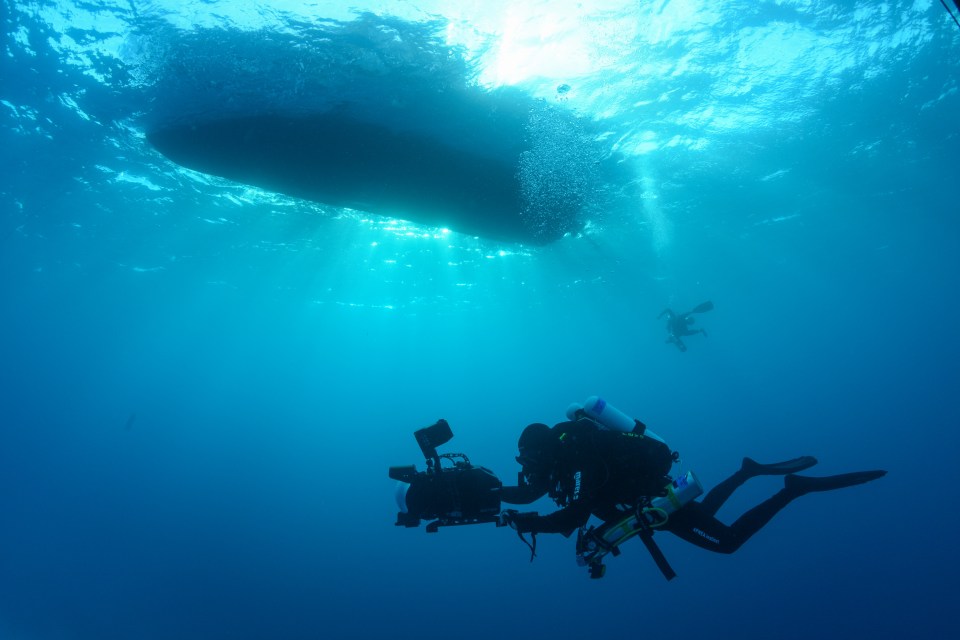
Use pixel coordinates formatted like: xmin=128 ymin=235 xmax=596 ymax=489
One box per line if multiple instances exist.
xmin=575 ymin=498 xmax=677 ymax=580
xmin=534 ymin=422 xmax=684 ymax=579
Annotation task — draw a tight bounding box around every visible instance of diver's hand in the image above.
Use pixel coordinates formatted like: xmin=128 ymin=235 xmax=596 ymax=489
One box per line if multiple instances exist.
xmin=497 ymin=509 xmax=519 ymax=529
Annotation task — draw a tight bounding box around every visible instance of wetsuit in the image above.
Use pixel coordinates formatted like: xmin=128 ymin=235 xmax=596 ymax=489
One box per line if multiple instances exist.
xmin=501 ymin=420 xmax=882 ymax=555
xmin=500 ymin=419 xmax=673 ymax=536
xmin=660 ymin=467 xmax=797 ymax=553
xmin=659 ymin=302 xmax=712 ymax=352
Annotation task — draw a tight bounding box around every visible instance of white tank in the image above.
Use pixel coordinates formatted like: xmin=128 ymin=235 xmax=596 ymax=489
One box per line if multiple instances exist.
xmin=567 ymin=396 xmax=666 ymax=443
xmin=580 ymin=395 xmax=636 ymax=432
xmin=649 ymin=471 xmax=703 ymax=515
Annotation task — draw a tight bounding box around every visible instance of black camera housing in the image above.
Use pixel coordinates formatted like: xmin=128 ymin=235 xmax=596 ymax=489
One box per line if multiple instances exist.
xmin=389 ymin=420 xmax=502 ymax=532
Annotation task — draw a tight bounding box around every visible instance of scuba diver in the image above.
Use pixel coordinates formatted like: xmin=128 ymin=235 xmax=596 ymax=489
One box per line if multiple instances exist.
xmin=659 ymin=300 xmax=713 ymax=352
xmin=389 ymin=397 xmax=886 ymax=579
xmin=497 ymin=397 xmax=886 ymax=578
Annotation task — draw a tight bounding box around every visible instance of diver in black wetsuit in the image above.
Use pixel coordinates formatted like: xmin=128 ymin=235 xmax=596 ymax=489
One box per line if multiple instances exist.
xmin=498 ymin=418 xmax=886 ymax=559
xmin=659 ymin=300 xmax=713 ymax=352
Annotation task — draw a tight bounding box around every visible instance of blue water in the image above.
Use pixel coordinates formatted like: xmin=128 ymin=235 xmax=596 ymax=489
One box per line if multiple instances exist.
xmin=2 ymin=1 xmax=959 ymax=639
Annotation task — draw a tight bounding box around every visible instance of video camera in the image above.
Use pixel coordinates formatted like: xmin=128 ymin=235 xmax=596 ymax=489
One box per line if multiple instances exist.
xmin=389 ymin=419 xmax=503 ymax=532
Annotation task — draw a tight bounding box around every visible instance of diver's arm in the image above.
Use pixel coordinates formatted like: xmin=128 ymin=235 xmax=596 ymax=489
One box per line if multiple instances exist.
xmin=658 ymin=308 xmax=674 ymax=320
xmin=509 ymin=501 xmax=592 ymax=536
xmin=500 ymin=483 xmax=547 ymax=505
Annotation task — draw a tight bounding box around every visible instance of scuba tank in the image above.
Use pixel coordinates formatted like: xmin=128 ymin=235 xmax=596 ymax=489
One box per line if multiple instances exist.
xmin=648 ymin=470 xmax=703 ymax=517
xmin=566 ymin=395 xmax=666 ymax=443
xmin=575 ymin=395 xmax=636 ymax=432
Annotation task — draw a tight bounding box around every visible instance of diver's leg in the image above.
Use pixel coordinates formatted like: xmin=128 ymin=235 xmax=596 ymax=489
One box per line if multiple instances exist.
xmin=673 ymin=469 xmax=887 ymax=554
xmin=666 ymin=487 xmax=802 ymax=554
xmin=661 ymin=501 xmax=741 ymax=554
xmin=697 ymin=469 xmax=751 ymax=517
xmin=723 ymin=472 xmax=884 ymax=550
xmin=699 ymin=457 xmax=818 ymax=517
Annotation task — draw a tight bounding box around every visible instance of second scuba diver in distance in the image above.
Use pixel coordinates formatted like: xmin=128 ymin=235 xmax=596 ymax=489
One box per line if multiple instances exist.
xmin=659 ymin=300 xmax=714 ymax=352
xmin=497 ymin=397 xmax=886 ymax=578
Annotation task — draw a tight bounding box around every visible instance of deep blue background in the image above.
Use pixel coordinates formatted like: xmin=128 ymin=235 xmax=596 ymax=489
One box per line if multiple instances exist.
xmin=2 ymin=2 xmax=959 ymax=639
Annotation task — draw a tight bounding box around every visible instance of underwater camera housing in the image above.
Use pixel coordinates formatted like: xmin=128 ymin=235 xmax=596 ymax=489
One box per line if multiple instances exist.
xmin=389 ymin=419 xmax=502 ymax=532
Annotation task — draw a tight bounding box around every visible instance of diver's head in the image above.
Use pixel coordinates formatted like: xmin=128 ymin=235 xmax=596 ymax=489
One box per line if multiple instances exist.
xmin=516 ymin=423 xmax=559 ymax=487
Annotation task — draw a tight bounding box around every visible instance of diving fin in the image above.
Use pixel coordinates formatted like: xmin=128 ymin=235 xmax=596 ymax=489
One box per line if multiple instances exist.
xmin=742 ymin=456 xmax=818 ymax=477
xmin=689 ymin=300 xmax=714 ymax=314
xmin=785 ymin=470 xmax=887 ymax=496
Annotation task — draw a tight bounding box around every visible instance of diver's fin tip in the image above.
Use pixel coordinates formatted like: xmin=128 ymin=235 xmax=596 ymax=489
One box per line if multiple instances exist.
xmin=785 ymin=469 xmax=887 ymax=494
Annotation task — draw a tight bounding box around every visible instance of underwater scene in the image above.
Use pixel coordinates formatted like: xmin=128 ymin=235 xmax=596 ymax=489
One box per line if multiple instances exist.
xmin=2 ymin=1 xmax=959 ymax=639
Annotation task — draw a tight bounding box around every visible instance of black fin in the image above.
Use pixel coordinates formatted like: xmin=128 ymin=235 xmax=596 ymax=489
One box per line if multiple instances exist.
xmin=742 ymin=456 xmax=818 ymax=476
xmin=785 ymin=470 xmax=887 ymax=495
